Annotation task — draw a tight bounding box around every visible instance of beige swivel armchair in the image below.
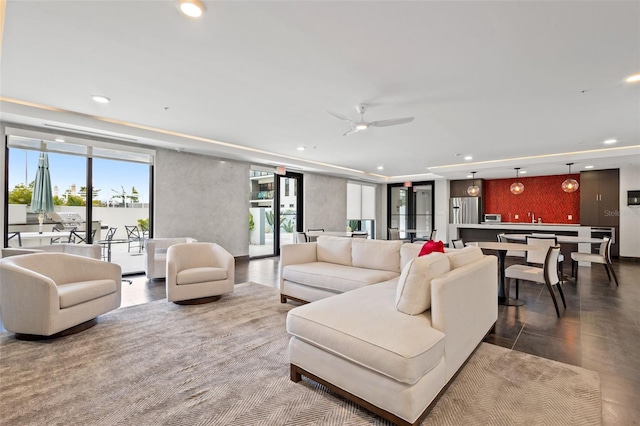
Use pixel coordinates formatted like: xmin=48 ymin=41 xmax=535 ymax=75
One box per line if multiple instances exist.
xmin=166 ymin=242 xmax=234 ymax=304
xmin=0 ymin=253 xmax=121 ymax=339
xmin=145 ymin=237 xmax=197 ymax=279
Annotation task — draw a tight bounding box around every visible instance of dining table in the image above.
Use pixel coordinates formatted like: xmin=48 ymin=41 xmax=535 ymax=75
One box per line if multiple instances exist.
xmin=17 ymin=231 xmax=81 ymax=245
xmin=465 ymin=241 xmax=546 ymax=306
xmin=501 ymin=234 xmax=604 ymax=244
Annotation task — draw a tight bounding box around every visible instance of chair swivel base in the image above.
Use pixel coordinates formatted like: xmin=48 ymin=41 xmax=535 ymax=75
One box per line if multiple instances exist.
xmin=14 ymin=318 xmax=98 ymax=341
xmin=173 ymin=295 xmax=222 ymax=305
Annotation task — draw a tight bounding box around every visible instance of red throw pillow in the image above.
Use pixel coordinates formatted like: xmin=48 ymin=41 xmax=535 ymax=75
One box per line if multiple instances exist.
xmin=419 ymin=240 xmax=445 ymax=257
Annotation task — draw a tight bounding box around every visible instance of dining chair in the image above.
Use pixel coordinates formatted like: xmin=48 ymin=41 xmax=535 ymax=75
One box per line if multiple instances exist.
xmin=451 ymin=239 xmax=465 ymax=249
xmin=570 ymin=236 xmax=618 ymax=286
xmin=50 ymin=225 xmax=74 ymax=244
xmin=526 ymin=235 xmax=565 ymax=281
xmin=69 ymin=229 xmax=97 ymax=244
xmin=98 ymin=227 xmax=117 ymax=261
xmin=351 ymin=231 xmax=368 ymax=239
xmin=497 ymin=233 xmax=526 ymax=260
xmin=307 ymin=228 xmax=324 ymax=232
xmin=430 ymin=229 xmax=437 ymax=241
xmin=294 ymin=232 xmax=308 ymax=243
xmin=505 ymin=245 xmax=566 ymax=317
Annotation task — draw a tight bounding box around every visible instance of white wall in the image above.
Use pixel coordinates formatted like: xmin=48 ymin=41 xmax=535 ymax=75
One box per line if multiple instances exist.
xmin=619 ymin=164 xmax=640 ymax=258
xmin=303 ymin=173 xmax=347 ymax=232
xmin=154 ymin=149 xmax=250 ymax=257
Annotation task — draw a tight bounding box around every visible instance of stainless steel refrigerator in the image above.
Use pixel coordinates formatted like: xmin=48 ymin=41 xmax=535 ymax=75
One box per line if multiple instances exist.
xmin=450 ymin=197 xmax=481 ymax=224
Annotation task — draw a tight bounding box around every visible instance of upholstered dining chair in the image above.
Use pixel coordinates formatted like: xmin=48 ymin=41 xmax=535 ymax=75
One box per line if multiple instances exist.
xmin=526 ymin=235 xmax=565 ymax=282
xmin=505 ymin=245 xmax=566 ymax=317
xmin=497 ymin=233 xmax=526 ymax=261
xmin=166 ymin=242 xmax=234 ymax=304
xmin=570 ymin=236 xmax=618 ymax=286
xmin=451 ymin=239 xmax=465 ymax=249
xmin=294 ymin=232 xmax=308 ymax=243
xmin=0 ymin=252 xmax=121 ymax=339
xmin=429 ymin=229 xmax=437 ymax=241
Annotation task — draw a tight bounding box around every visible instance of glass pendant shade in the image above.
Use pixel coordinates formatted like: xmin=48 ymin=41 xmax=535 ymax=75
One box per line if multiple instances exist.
xmin=562 ymin=163 xmax=579 ymax=193
xmin=466 ymin=172 xmax=480 ymax=196
xmin=510 ymin=168 xmax=524 ymax=195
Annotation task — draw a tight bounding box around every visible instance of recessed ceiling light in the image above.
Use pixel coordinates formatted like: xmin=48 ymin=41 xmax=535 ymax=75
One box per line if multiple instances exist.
xmin=603 ymin=139 xmax=617 ymax=144
xmin=466 ymin=174 xmax=472 ymax=178
xmin=297 ymin=146 xmax=305 ymax=151
xmin=585 ymin=165 xmax=594 ymax=169
xmin=377 ymin=166 xmax=384 ymax=170
xmin=625 ymin=73 xmax=640 ymax=83
xmin=91 ymin=95 xmax=110 ymax=104
xmin=520 ymin=170 xmax=527 ymax=174
xmin=54 ymin=138 xmax=65 ymax=143
xmin=177 ymin=0 xmax=205 ymax=17
xmin=464 ymin=156 xmax=473 ymax=161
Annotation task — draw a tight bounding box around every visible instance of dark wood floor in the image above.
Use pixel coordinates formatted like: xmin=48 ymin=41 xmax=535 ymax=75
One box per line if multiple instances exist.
xmin=2 ymin=256 xmax=638 ymax=424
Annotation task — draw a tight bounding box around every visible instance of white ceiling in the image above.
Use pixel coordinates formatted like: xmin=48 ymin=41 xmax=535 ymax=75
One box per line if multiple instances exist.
xmin=1 ymin=0 xmax=639 ymax=183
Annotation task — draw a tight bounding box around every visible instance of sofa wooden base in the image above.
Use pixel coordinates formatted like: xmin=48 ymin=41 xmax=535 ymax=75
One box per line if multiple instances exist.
xmin=173 ymin=295 xmax=222 ymax=305
xmin=14 ymin=318 xmax=98 ymax=341
xmin=280 ymin=294 xmax=309 ymax=305
xmin=290 ymin=329 xmax=494 ymax=426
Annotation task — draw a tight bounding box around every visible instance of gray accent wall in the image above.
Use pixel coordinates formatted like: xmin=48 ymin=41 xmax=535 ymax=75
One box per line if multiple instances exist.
xmin=154 ymin=149 xmax=249 ymax=257
xmin=303 ymin=173 xmax=347 ymax=232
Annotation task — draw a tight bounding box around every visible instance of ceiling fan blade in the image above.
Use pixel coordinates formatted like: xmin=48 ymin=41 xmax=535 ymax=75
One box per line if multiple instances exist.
xmin=369 ymin=117 xmax=414 ymax=127
xmin=343 ymin=127 xmax=359 ymax=136
xmin=328 ymin=111 xmax=353 ymax=122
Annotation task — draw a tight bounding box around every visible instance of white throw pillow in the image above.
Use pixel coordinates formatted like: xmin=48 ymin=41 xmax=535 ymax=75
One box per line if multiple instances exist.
xmin=316 ymin=236 xmax=353 ymax=266
xmin=351 ymin=239 xmax=404 ymax=273
xmin=446 ymin=246 xmax=484 ymax=269
xmin=395 ymin=252 xmax=451 ymax=315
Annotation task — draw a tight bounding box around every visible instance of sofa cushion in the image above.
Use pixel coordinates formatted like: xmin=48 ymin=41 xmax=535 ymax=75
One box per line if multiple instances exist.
xmin=177 ymin=267 xmax=227 ymax=285
xmin=316 ymin=236 xmax=352 ymax=266
xmin=282 ymin=262 xmax=398 ymax=294
xmin=400 ymin=243 xmax=424 ymax=270
xmin=351 ymin=239 xmax=404 ymax=273
xmin=418 ymin=240 xmax=445 ymax=256
xmin=396 ymin=253 xmax=451 ymax=315
xmin=446 ymin=246 xmax=484 ymax=269
xmin=287 ymin=281 xmax=446 ymax=385
xmin=57 ymin=279 xmax=117 ymax=309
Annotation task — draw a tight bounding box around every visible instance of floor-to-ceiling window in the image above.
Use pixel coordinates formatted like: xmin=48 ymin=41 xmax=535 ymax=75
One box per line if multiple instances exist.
xmin=4 ymin=133 xmax=153 ymax=274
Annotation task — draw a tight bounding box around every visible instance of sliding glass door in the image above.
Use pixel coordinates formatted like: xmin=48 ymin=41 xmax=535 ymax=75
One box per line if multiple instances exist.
xmin=387 ymin=181 xmax=434 ymax=241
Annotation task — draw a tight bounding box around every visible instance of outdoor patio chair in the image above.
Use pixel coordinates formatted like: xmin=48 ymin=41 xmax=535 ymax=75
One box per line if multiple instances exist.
xmin=7 ymin=232 xmax=22 ymax=247
xmin=125 ymin=225 xmax=144 ymax=253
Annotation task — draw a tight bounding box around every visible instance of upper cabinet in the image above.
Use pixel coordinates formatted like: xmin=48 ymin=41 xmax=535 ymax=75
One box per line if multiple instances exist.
xmin=450 ymin=179 xmax=485 ymax=197
xmin=579 ymin=169 xmax=619 ymax=227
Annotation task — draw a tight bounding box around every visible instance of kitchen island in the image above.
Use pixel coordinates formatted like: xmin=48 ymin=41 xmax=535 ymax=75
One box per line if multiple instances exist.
xmin=449 ymin=222 xmax=600 ymax=264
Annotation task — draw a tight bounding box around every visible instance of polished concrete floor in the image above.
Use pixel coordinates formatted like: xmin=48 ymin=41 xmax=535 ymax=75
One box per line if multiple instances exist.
xmin=2 ymin=256 xmax=638 ymax=425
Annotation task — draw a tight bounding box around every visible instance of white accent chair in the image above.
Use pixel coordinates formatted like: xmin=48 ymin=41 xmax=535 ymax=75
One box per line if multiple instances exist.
xmin=166 ymin=242 xmax=234 ymax=304
xmin=505 ymin=245 xmax=565 ymax=317
xmin=571 ymin=236 xmax=618 ymax=286
xmin=0 ymin=253 xmax=121 ymax=339
xmin=144 ymin=237 xmax=197 ymax=279
xmin=1 ymin=243 xmax=101 ymax=259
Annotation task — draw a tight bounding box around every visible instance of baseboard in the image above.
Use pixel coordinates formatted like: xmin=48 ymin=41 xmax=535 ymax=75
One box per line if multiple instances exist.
xmin=619 ymin=256 xmax=640 ymax=263
xmin=234 ymin=255 xmax=250 ymax=263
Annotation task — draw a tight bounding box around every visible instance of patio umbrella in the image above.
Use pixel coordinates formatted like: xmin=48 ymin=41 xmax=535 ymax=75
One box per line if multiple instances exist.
xmin=30 ymin=152 xmax=55 ymax=234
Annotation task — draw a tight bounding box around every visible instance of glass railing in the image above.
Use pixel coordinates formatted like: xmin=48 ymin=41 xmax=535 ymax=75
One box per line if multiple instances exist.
xmin=250 ymin=190 xmax=275 ymax=200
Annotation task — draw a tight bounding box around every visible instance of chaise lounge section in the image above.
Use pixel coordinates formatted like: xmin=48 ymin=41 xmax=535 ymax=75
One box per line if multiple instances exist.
xmin=286 ymin=246 xmax=498 ymax=425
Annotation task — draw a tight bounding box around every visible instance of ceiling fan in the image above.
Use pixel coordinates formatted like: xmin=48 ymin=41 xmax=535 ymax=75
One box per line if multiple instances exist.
xmin=328 ymin=104 xmax=414 ymax=136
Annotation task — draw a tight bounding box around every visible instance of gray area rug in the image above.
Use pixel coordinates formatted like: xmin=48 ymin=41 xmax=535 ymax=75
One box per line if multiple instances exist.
xmin=0 ymin=283 xmax=601 ymax=425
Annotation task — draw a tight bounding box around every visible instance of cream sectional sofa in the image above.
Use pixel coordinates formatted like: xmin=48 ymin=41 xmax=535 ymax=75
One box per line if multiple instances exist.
xmin=279 ymin=236 xmax=424 ymax=304
xmin=285 ymin=246 xmax=498 ymax=425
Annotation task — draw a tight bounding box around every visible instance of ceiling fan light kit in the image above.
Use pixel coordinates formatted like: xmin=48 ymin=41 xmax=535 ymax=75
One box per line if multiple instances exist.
xmin=329 ymin=104 xmax=414 ymax=136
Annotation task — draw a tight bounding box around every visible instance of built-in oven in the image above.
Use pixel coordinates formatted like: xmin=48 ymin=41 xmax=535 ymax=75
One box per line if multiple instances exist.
xmin=484 ymin=214 xmax=502 ymax=223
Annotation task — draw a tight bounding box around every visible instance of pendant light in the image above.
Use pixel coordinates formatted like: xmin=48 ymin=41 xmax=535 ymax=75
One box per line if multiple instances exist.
xmin=510 ymin=168 xmax=525 ymax=195
xmin=562 ymin=163 xmax=579 ymax=193
xmin=467 ymin=172 xmax=480 ymax=197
